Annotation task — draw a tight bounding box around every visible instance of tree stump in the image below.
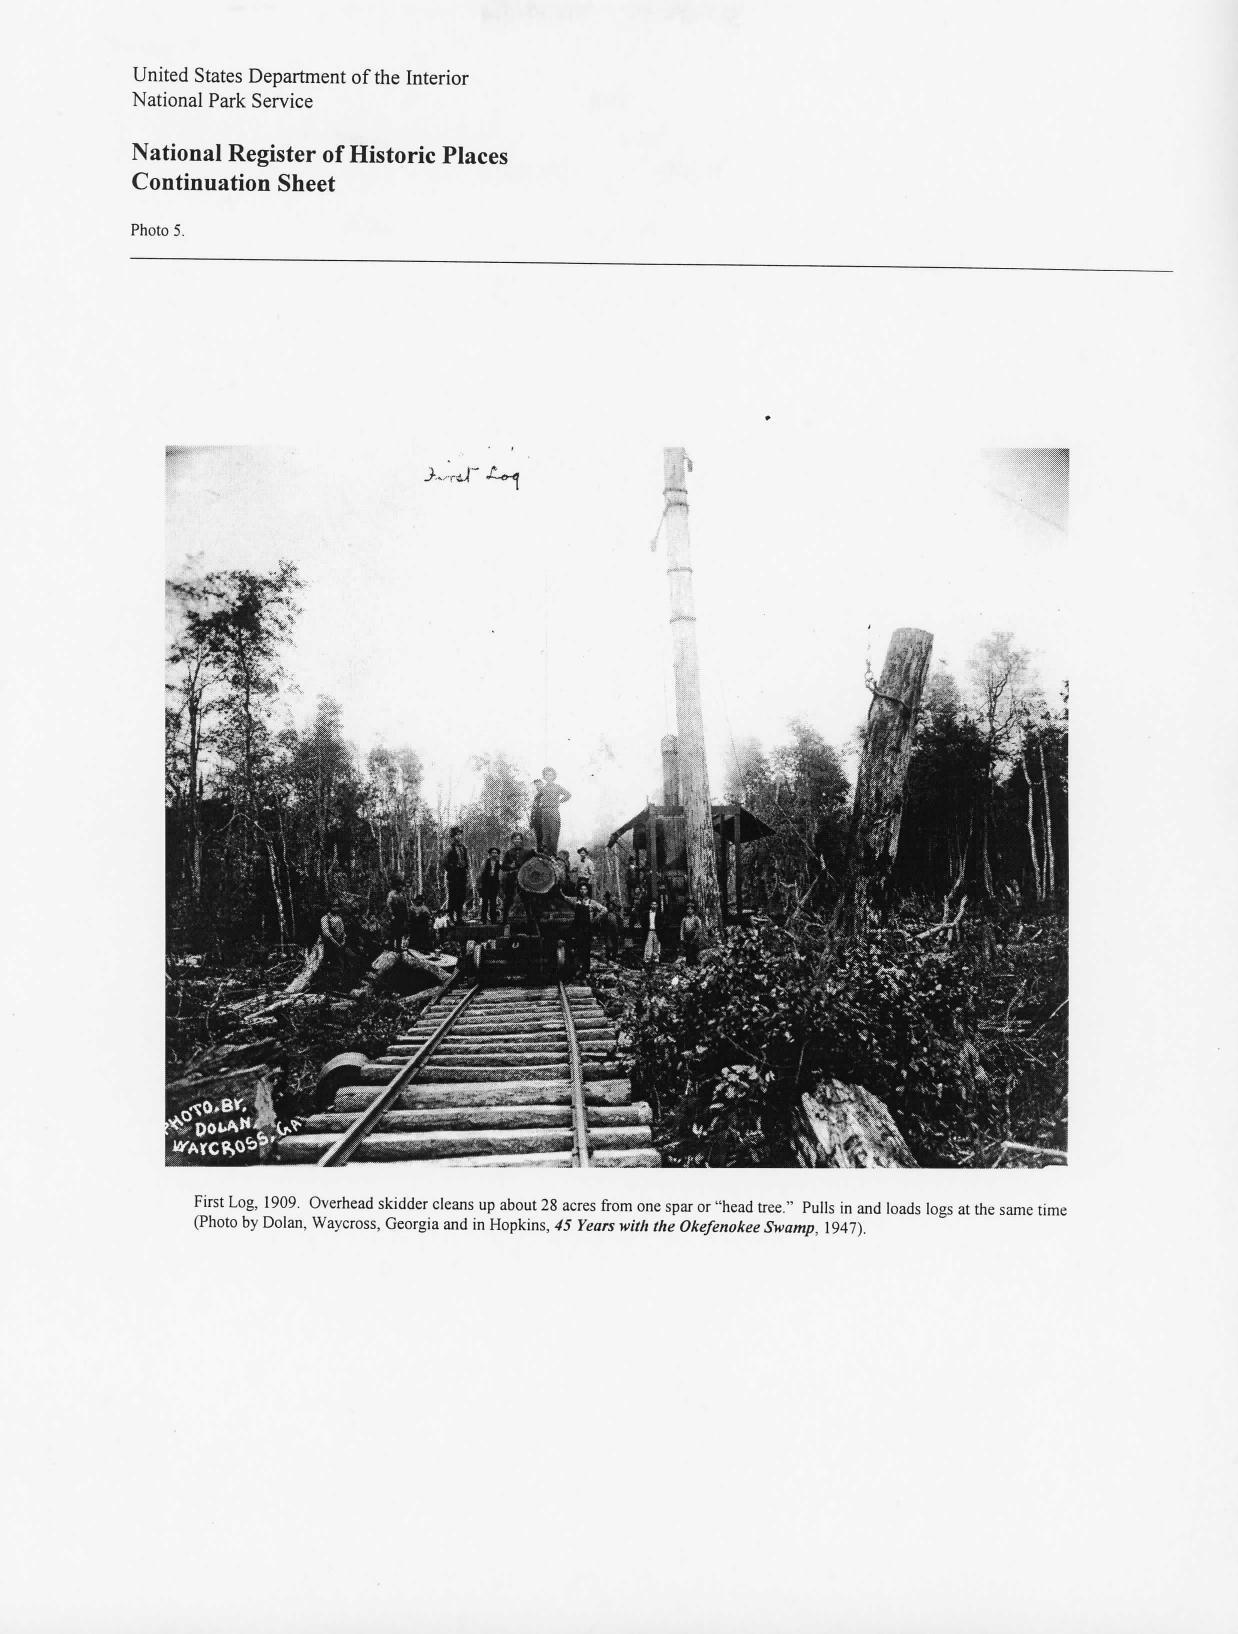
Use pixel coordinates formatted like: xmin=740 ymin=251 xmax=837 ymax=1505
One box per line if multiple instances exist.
xmin=836 ymin=626 xmax=934 ymax=931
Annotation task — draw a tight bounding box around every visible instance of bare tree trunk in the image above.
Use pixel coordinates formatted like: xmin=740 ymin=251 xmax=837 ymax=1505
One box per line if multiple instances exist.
xmin=187 ymin=696 xmax=202 ymax=900
xmin=836 ymin=628 xmax=934 ymax=931
xmin=981 ymin=806 xmax=996 ymax=899
xmin=1039 ymin=741 xmax=1057 ymax=896
xmin=1021 ymin=754 xmax=1043 ymax=900
xmin=663 ymin=449 xmax=721 ymax=934
xmin=264 ymin=837 xmax=288 ymax=945
xmin=277 ymin=803 xmax=296 ymax=940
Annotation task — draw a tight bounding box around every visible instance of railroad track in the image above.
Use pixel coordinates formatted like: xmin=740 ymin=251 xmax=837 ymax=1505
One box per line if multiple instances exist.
xmin=275 ymin=980 xmax=659 ymax=1168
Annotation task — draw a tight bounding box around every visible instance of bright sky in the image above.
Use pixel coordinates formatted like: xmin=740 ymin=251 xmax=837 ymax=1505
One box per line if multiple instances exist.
xmin=166 ymin=441 xmax=1067 ymax=845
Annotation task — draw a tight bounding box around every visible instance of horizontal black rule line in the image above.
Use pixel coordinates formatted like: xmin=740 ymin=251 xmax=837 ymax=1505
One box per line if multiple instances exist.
xmin=129 ymin=256 xmax=1174 ymax=273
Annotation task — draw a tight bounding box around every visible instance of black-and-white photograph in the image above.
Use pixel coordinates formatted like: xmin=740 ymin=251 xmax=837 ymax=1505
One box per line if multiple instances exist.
xmin=166 ymin=439 xmax=1068 ymax=1171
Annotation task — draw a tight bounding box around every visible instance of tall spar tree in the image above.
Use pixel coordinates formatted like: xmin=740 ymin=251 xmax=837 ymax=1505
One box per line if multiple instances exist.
xmin=661 ymin=448 xmax=722 ymax=934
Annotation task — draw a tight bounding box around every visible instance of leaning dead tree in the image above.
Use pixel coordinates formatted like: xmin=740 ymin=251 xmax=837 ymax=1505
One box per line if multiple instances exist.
xmin=835 ymin=626 xmax=934 ymax=931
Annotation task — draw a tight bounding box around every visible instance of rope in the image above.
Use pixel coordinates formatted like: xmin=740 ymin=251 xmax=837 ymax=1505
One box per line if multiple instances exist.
xmin=649 ymin=503 xmax=669 ymax=553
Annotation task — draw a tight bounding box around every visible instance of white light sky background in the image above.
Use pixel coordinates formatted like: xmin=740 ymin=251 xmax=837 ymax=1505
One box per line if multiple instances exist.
xmin=167 ymin=440 xmax=1066 ymax=846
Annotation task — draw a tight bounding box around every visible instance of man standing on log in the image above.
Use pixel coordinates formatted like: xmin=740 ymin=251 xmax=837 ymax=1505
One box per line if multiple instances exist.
xmin=443 ymin=827 xmax=470 ymax=925
xmin=538 ymin=766 xmax=571 ymax=857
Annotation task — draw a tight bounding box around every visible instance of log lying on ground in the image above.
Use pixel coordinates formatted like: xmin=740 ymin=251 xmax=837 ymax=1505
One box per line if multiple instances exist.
xmin=790 ymin=1079 xmax=917 ymax=1167
xmin=367 ymin=949 xmax=451 ymax=995
xmin=283 ymin=936 xmax=367 ymax=995
xmin=284 ymin=939 xmax=449 ymax=998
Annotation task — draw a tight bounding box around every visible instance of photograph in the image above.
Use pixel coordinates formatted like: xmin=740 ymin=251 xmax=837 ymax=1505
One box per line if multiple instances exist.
xmin=11 ymin=3 xmax=1237 ymax=1629
xmin=166 ymin=439 xmax=1068 ymax=1171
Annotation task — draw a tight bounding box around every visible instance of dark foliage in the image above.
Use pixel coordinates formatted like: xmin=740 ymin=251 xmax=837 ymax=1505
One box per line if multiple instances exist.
xmin=628 ymin=914 xmax=1067 ymax=1167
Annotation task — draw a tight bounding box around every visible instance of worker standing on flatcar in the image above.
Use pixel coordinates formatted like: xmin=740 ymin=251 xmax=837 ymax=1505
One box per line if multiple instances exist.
xmin=539 ymin=767 xmax=571 ymax=857
xmin=443 ymin=827 xmax=470 ymax=925
xmin=478 ymin=847 xmax=502 ymax=923
xmin=500 ymin=830 xmax=524 ymax=922
xmin=529 ymin=781 xmax=545 ymax=853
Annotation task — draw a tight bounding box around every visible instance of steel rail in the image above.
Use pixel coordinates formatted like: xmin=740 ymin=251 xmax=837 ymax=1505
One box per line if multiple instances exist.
xmin=316 ymin=977 xmax=477 ymax=1168
xmin=558 ymin=982 xmax=591 ymax=1169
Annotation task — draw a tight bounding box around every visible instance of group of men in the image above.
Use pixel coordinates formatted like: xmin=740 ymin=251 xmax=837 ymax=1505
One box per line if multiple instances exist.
xmin=435 ymin=764 xmax=585 ymax=927
xmin=379 ymin=759 xmax=704 ymax=970
xmin=339 ymin=869 xmax=702 ymax=973
xmin=437 ymin=826 xmax=597 ymax=927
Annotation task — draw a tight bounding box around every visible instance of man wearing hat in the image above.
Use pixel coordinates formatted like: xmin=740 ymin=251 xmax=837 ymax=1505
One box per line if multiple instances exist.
xmin=571 ymin=880 xmax=603 ymax=977
xmin=443 ymin=826 xmax=470 ymax=925
xmin=538 ymin=767 xmax=571 ymax=857
xmin=499 ymin=830 xmax=526 ymax=923
xmin=477 ymin=846 xmax=502 ymax=924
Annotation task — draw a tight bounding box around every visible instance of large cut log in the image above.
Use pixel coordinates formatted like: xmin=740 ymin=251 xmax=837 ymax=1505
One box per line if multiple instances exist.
xmin=836 ymin=626 xmax=933 ymax=930
xmin=367 ymin=949 xmax=451 ymax=995
xmin=284 ymin=934 xmax=374 ymax=994
xmin=790 ymin=1080 xmax=917 ymax=1168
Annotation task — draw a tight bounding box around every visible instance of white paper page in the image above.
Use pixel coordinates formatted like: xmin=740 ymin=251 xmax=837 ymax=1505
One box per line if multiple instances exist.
xmin=5 ymin=4 xmax=1236 ymax=1631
